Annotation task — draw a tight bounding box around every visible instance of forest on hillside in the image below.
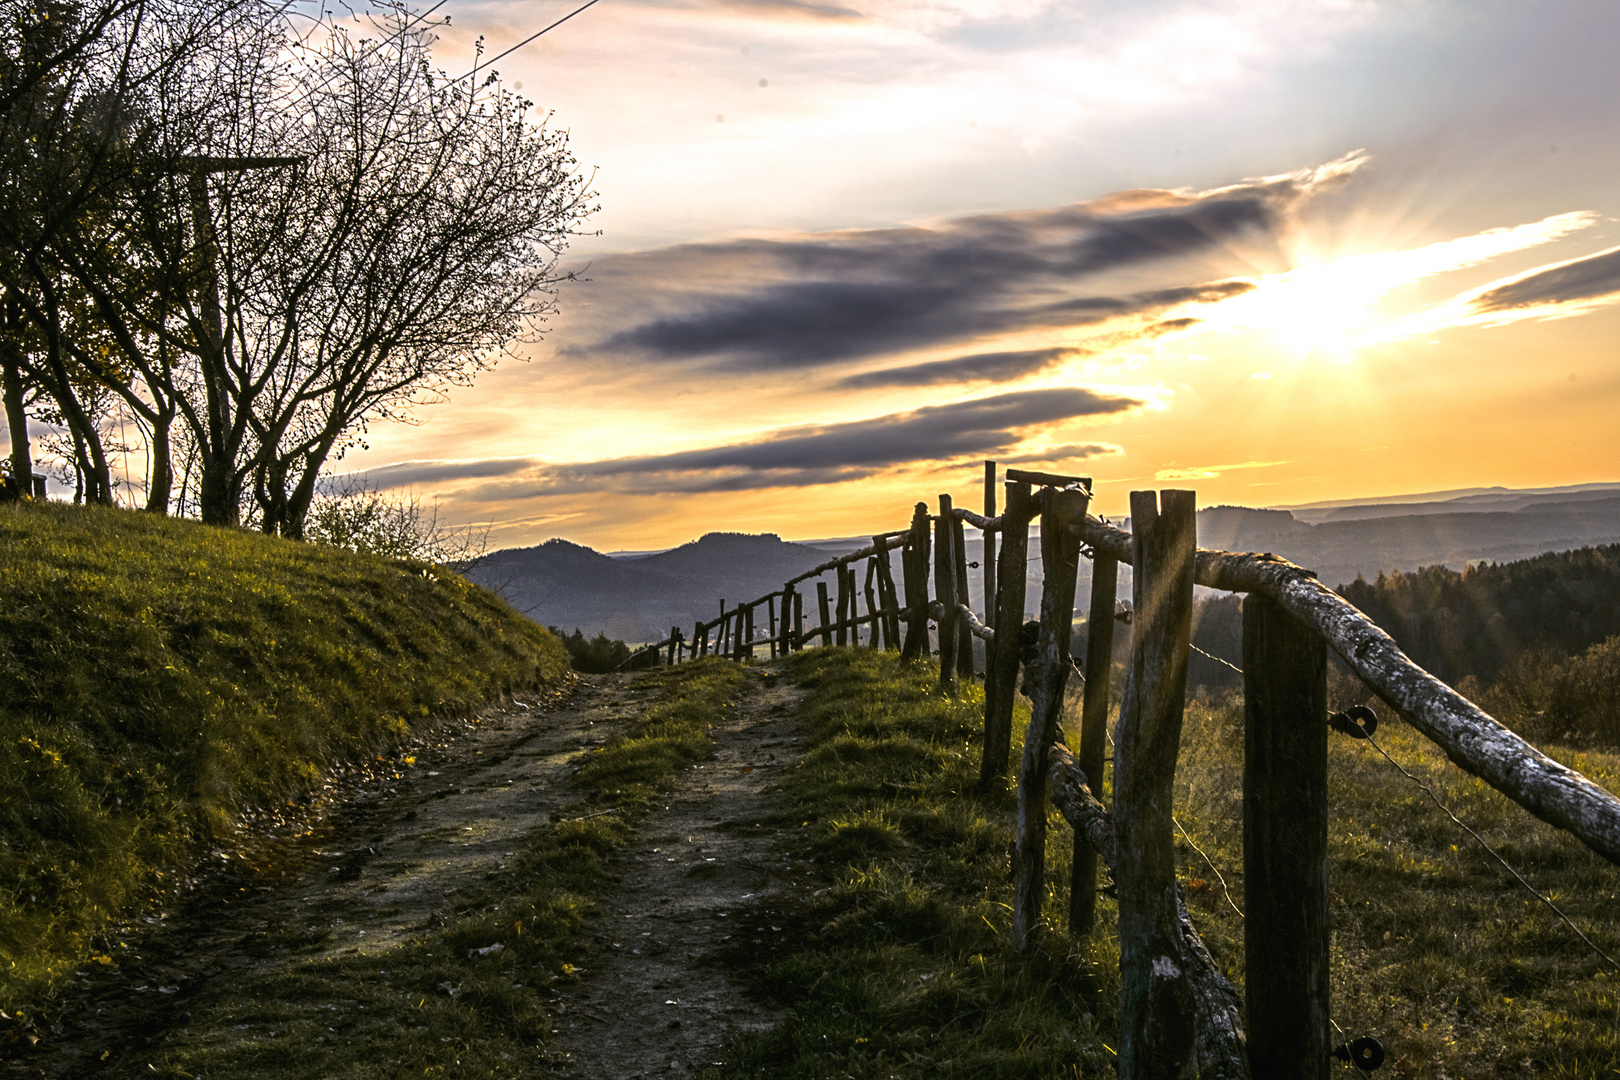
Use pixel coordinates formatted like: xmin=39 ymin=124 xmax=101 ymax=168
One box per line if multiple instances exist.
xmin=1166 ymin=543 xmax=1620 ymax=746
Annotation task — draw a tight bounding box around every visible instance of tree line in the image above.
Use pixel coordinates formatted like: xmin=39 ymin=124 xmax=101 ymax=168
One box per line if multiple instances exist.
xmin=1164 ymin=543 xmax=1620 ymax=745
xmin=1 ymin=0 xmax=594 ymax=534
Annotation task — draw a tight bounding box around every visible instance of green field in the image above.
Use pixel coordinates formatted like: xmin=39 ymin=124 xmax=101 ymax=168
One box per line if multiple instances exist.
xmin=719 ymin=648 xmax=1620 ymax=1080
xmin=0 ymin=501 xmax=567 ymax=1003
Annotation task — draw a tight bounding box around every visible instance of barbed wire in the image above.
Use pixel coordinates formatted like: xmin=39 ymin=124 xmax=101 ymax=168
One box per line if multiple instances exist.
xmin=1188 ymin=642 xmax=1244 ymax=676
xmin=1188 ymin=642 xmax=1620 ymax=980
xmin=1359 ymin=727 xmax=1620 ymax=977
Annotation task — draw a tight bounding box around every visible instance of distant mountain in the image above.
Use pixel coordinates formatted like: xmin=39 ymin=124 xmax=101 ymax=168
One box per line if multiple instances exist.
xmin=1191 ymin=496 xmax=1620 ymax=589
xmin=465 ymin=532 xmax=854 ymax=641
xmin=467 ymin=484 xmax=1620 ymax=644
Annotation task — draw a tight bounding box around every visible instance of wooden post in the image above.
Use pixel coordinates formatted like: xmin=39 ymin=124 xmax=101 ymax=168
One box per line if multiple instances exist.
xmin=864 ymin=558 xmax=880 ymax=648
xmin=817 ymin=580 xmax=833 ymax=645
xmin=744 ymin=603 xmax=756 ymax=660
xmin=1114 ymin=490 xmax=1201 ymax=1079
xmin=980 ymin=480 xmax=1031 ymax=789
xmin=983 ymin=460 xmax=998 ymax=619
xmin=779 ymin=587 xmax=794 ymax=654
xmin=935 ymin=495 xmax=959 ymax=693
xmin=694 ymin=622 xmax=705 ymax=660
xmin=1244 ymin=592 xmax=1329 ymax=1080
xmin=767 ymin=595 xmax=777 ymax=658
xmin=1010 ymin=485 xmax=1089 ymax=950
xmin=953 ymin=512 xmax=975 ymax=679
xmin=1071 ymin=552 xmax=1119 ymax=937
xmin=667 ymin=627 xmax=680 ymax=666
xmin=873 ymin=536 xmax=901 ymax=651
xmin=901 ymin=503 xmax=932 ymax=660
xmin=835 ymin=565 xmax=850 ymax=646
xmin=793 ymin=588 xmax=805 ymax=651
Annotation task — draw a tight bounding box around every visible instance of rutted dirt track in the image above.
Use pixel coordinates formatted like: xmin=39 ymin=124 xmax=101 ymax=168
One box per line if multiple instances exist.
xmin=6 ymin=665 xmax=812 ymax=1079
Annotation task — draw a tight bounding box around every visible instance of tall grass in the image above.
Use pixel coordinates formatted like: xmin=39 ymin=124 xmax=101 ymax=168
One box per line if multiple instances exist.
xmin=0 ymin=500 xmax=567 ymax=1003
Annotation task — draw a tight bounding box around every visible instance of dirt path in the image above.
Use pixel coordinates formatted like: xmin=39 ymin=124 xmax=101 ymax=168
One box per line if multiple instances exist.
xmin=6 ymin=665 xmax=810 ymax=1079
xmin=546 ymin=668 xmax=810 ymax=1079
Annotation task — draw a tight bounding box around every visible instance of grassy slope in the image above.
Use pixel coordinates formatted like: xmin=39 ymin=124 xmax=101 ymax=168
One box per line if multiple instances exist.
xmin=0 ymin=501 xmax=567 ymax=1003
xmin=725 ymin=649 xmax=1620 ymax=1080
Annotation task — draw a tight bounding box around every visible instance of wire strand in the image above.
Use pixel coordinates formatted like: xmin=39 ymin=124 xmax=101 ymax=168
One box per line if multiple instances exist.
xmin=452 ymin=0 xmax=602 ymax=83
xmin=1360 ymin=728 xmax=1620 ymax=977
xmin=1172 ymin=815 xmax=1244 ymax=921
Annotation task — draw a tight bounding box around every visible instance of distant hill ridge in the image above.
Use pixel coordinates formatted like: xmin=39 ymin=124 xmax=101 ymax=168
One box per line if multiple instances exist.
xmin=470 ymin=484 xmax=1620 ymax=641
xmin=466 ymin=531 xmax=852 ymax=641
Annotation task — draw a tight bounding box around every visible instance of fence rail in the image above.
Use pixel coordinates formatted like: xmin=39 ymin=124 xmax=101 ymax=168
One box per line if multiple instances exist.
xmin=607 ymin=459 xmax=1620 ymax=1079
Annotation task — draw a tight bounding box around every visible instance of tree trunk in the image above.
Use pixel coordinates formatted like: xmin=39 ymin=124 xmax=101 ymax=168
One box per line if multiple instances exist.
xmin=1 ymin=348 xmax=31 ymax=494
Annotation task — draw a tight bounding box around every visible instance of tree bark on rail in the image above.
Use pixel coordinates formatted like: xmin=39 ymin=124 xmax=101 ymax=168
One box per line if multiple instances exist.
xmin=1050 ymin=744 xmax=1250 ymax=1079
xmin=1010 ymin=485 xmax=1089 ymax=951
xmin=1080 ymin=517 xmax=1620 ymax=868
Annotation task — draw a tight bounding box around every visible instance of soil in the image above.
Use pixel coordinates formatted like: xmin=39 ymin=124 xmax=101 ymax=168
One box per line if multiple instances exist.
xmin=5 ymin=665 xmax=812 ymax=1079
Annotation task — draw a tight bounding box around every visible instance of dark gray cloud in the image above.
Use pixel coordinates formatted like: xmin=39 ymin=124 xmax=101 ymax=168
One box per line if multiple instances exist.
xmin=465 ymin=387 xmax=1140 ymax=498
xmin=1472 ymin=245 xmax=1620 ymax=312
xmin=590 ymin=174 xmax=1316 ymax=372
xmin=835 ymin=347 xmax=1078 ymax=389
xmin=714 ymin=0 xmax=863 ymax=18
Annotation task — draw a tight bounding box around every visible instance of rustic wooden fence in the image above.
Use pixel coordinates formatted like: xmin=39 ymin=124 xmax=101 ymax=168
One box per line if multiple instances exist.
xmin=617 ymin=461 xmax=1620 ymax=1079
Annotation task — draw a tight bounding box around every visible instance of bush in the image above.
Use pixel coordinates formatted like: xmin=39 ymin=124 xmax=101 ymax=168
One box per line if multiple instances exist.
xmin=549 ymin=626 xmax=632 ymax=673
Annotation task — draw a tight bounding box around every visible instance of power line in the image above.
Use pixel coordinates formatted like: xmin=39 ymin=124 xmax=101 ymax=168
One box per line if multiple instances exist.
xmin=453 ymin=0 xmax=602 ymax=84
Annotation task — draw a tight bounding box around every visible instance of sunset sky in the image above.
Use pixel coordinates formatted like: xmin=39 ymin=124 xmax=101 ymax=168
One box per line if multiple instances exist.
xmin=344 ymin=0 xmax=1620 ymax=551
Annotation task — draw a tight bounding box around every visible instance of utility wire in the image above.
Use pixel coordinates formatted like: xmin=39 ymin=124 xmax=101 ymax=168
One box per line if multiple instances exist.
xmin=453 ymin=0 xmax=602 ymax=84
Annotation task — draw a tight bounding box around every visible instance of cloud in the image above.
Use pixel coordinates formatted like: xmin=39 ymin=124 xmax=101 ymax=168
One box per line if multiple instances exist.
xmin=587 ymin=158 xmax=1359 ymax=372
xmin=1471 ymin=245 xmax=1620 ymax=313
xmin=712 ymin=0 xmax=864 ymax=19
xmin=335 ymin=458 xmax=538 ymax=490
xmin=462 ymin=387 xmax=1141 ymax=498
xmin=836 ymin=347 xmax=1079 ymax=389
xmin=1364 ymin=238 xmax=1620 ymax=344
xmin=1155 ymin=460 xmax=1289 ymax=481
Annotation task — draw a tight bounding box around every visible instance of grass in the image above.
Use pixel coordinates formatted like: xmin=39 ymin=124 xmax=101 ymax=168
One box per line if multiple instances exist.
xmin=144 ymin=657 xmax=750 ymax=1079
xmin=0 ymin=500 xmax=568 ymax=1005
xmin=718 ymin=648 xmax=1620 ymax=1079
xmin=716 ymin=647 xmax=1112 ymax=1080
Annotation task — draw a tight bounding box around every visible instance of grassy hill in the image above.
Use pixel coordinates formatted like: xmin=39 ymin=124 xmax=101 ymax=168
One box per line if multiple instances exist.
xmin=0 ymin=501 xmax=567 ymax=1003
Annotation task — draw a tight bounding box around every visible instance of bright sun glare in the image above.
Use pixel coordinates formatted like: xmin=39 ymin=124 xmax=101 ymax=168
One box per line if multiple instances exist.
xmin=1193 ymin=211 xmax=1598 ymax=362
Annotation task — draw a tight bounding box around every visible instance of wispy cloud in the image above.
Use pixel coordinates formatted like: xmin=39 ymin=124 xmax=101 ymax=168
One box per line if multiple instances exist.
xmin=1155 ymin=459 xmax=1288 ymax=481
xmin=574 ymin=157 xmax=1359 ymax=375
xmin=835 ymin=347 xmax=1081 ymax=389
xmin=456 ymin=387 xmax=1141 ymax=498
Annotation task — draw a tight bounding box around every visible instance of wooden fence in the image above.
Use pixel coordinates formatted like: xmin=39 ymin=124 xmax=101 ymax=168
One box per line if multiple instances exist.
xmin=617 ymin=461 xmax=1620 ymax=1079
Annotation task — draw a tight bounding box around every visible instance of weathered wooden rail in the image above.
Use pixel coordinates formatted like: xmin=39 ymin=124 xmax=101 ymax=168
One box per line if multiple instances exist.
xmin=612 ymin=460 xmax=1620 ymax=1079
